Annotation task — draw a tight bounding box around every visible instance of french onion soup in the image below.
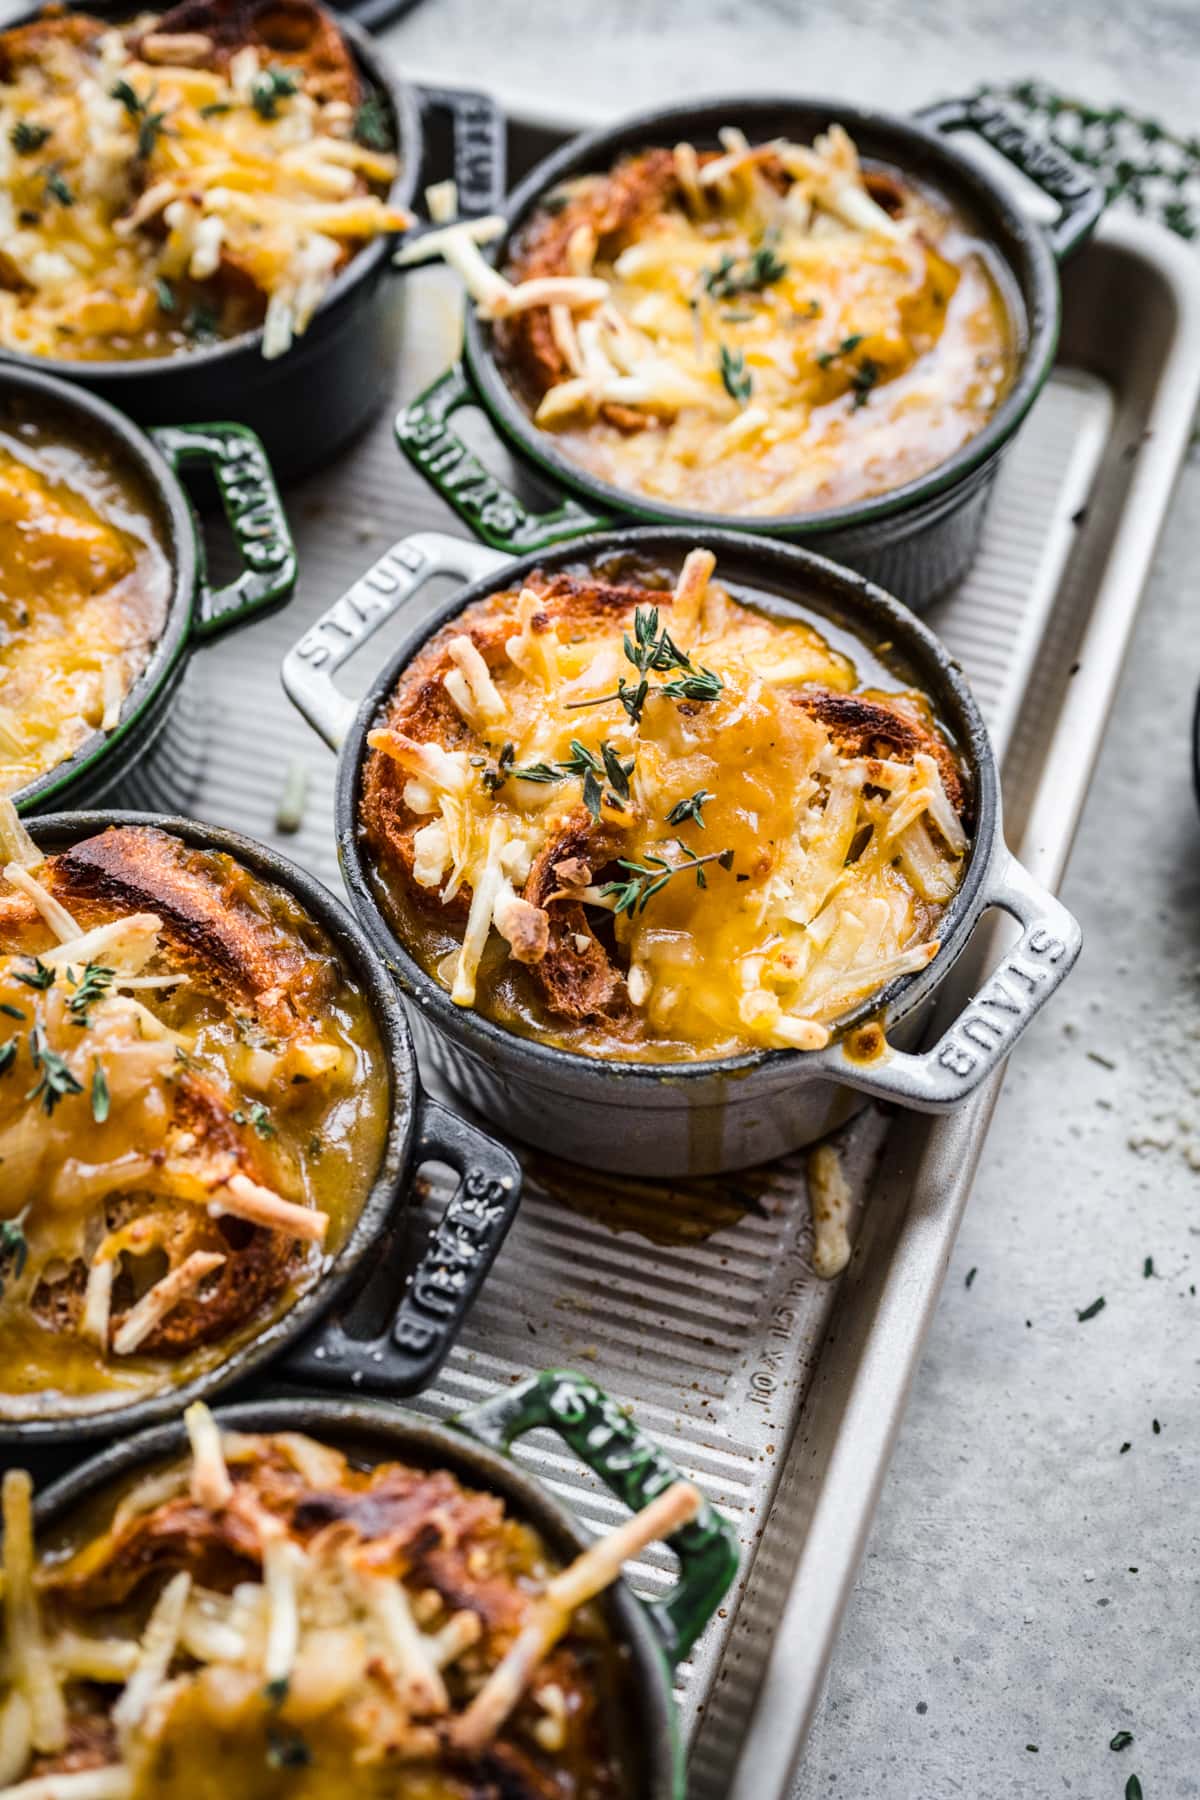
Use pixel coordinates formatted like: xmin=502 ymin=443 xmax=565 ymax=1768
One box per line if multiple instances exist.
xmin=359 ymin=549 xmax=971 ymax=1062
xmin=0 ymin=403 xmax=172 ymax=798
xmin=439 ymin=123 xmax=1017 ymax=515
xmin=0 ymin=1404 xmax=691 ymax=1795
xmin=0 ymin=0 xmax=410 ymax=363
xmin=0 ymin=825 xmax=388 ymax=1419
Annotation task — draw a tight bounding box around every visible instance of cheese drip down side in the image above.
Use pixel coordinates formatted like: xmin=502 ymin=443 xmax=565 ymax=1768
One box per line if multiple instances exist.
xmin=360 ymin=552 xmax=971 ymax=1063
xmin=434 ymin=122 xmax=1017 ymax=516
xmin=0 ymin=1411 xmax=658 ymax=1799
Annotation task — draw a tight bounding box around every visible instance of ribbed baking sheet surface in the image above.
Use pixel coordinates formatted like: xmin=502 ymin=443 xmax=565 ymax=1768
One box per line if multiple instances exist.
xmin=144 ymin=266 xmax=1113 ymax=1728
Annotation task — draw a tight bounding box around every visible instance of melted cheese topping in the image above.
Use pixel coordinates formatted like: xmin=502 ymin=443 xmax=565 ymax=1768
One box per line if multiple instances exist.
xmin=5 ymin=1417 xmax=639 ymax=1800
xmin=494 ymin=125 xmax=1016 ymax=515
xmin=0 ymin=13 xmax=409 ymax=363
xmin=366 ymin=553 xmax=969 ymax=1063
xmin=0 ymin=848 xmax=388 ymax=1419
xmin=0 ymin=416 xmax=171 ymax=798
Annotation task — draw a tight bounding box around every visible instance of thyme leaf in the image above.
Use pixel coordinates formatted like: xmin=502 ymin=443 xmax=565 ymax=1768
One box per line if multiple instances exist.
xmin=718 ymin=343 xmax=752 ymax=405
xmin=601 ymin=846 xmax=734 ymax=917
xmin=14 ymin=958 xmax=54 ymax=992
xmin=10 ymin=120 xmax=51 ymax=154
xmin=665 ymin=788 xmax=712 ymax=829
xmin=68 ymin=962 xmax=115 ymax=1027
xmin=251 ymin=65 xmax=301 ymax=120
xmin=354 ymin=92 xmax=394 ymax=151
xmin=26 ymin=1026 xmax=83 ymax=1115
xmin=91 ymin=1059 xmax=110 ymax=1124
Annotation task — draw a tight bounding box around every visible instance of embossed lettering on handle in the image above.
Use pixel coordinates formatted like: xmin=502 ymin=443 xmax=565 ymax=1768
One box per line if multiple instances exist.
xmin=916 ymin=94 xmax=1105 ymax=260
xmin=396 ymin=363 xmax=609 ymax=555
xmin=457 ymin=1369 xmax=739 ymax=1664
xmin=281 ymin=529 xmax=510 ymax=751
xmin=152 ymin=422 xmax=297 ymax=638
xmin=813 ymin=847 xmax=1081 ymax=1109
xmin=282 ymin=1096 xmax=521 ymax=1395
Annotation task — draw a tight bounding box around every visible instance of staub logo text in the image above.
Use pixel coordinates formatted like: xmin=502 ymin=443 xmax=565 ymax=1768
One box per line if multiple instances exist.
xmin=936 ymin=926 xmax=1068 ymax=1080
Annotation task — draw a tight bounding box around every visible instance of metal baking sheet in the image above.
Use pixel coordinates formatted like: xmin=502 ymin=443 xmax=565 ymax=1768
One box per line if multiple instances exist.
xmin=133 ymin=140 xmax=1200 ymax=1798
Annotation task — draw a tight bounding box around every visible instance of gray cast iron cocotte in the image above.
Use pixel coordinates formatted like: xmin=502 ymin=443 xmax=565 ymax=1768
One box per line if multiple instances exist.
xmin=4 ymin=364 xmax=297 ymax=820
xmin=0 ymin=6 xmax=507 ymax=481
xmin=0 ymin=811 xmax=522 ymax=1452
xmin=395 ymin=92 xmax=1105 ymax=609
xmin=24 ymin=1379 xmax=740 ymax=1798
xmin=283 ymin=525 xmax=1083 ymax=1178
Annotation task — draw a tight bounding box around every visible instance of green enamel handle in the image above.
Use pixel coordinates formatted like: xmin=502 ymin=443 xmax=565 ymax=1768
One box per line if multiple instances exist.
xmin=395 ymin=362 xmax=609 ymax=556
xmin=916 ymin=95 xmax=1104 ymax=261
xmin=151 ymin=422 xmax=298 ymax=640
xmin=455 ymin=1369 xmax=738 ymax=1663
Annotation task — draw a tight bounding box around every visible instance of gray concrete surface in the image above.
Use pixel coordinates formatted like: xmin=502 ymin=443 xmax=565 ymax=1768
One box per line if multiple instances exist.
xmin=387 ymin=6 xmax=1200 ymax=1796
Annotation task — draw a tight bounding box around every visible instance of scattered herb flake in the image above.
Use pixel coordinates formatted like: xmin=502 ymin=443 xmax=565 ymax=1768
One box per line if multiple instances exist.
xmin=42 ymin=167 xmax=73 ymax=206
xmin=0 ymin=1217 xmax=28 ymax=1294
xmin=718 ymin=343 xmax=752 ymax=405
xmin=965 ymin=1265 xmax=978 ymax=1289
xmin=702 ymin=242 xmax=788 ymax=299
xmin=665 ymin=788 xmax=713 ymax=830
xmin=1126 ymin=1778 xmax=1143 ymax=1800
xmin=251 ymin=65 xmax=301 ymax=121
xmin=850 ymin=356 xmax=880 ymax=409
xmin=354 ymin=92 xmax=394 ymax=151
xmin=10 ymin=120 xmax=51 ymax=154
xmin=155 ymin=276 xmax=176 ymax=313
xmin=1151 ymin=1418 xmax=1161 ymax=1434
xmin=263 ymin=1675 xmax=290 ymax=1708
xmin=0 ymin=1003 xmax=24 ymax=1021
xmin=266 ymin=1724 xmax=312 ymax=1769
xmin=1119 ymin=1441 xmax=1131 ymax=1454
xmin=14 ymin=959 xmax=54 ymax=992
xmin=184 ymin=300 xmax=219 ymax=341
xmin=91 ymin=1059 xmax=110 ymax=1124
xmin=1110 ymin=1732 xmax=1134 ymax=1751
xmin=26 ymin=1027 xmax=83 ymax=1115
xmin=68 ymin=962 xmax=115 ymax=1027
xmin=1076 ymin=1296 xmax=1106 ymax=1322
xmin=1142 ymin=1255 xmax=1154 ymax=1278
xmin=0 ymin=1043 xmax=15 ymax=1077
xmin=199 ymin=100 xmax=232 ymax=118
xmin=233 ymin=1102 xmax=276 ymax=1140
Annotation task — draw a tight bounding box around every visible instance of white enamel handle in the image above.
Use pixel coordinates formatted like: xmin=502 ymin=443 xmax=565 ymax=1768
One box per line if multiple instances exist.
xmin=281 ymin=530 xmax=511 ymax=750
xmin=813 ymin=848 xmax=1081 ymax=1108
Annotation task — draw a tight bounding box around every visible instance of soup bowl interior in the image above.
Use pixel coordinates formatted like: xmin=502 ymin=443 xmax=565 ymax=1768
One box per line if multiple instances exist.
xmin=30 ymin=1394 xmax=680 ymax=1798
xmin=462 ymin=95 xmax=1059 ymax=537
xmin=2 ymin=368 xmax=199 ymax=815
xmin=336 ymin=525 xmax=998 ymax=1087
xmin=0 ymin=811 xmax=415 ymax=1447
xmin=0 ymin=2 xmax=419 ymax=386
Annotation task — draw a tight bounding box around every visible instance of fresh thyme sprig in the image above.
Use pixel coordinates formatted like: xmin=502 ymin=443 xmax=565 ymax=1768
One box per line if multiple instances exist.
xmin=68 ymin=962 xmax=115 ymax=1028
xmin=566 ymin=606 xmax=724 ymax=724
xmin=665 ymin=788 xmax=713 ymax=829
xmin=26 ymin=1026 xmax=83 ymax=1116
xmin=601 ymin=844 xmax=734 ymax=916
xmin=561 ymin=741 xmax=634 ymax=822
xmin=111 ymin=78 xmax=170 ymax=159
